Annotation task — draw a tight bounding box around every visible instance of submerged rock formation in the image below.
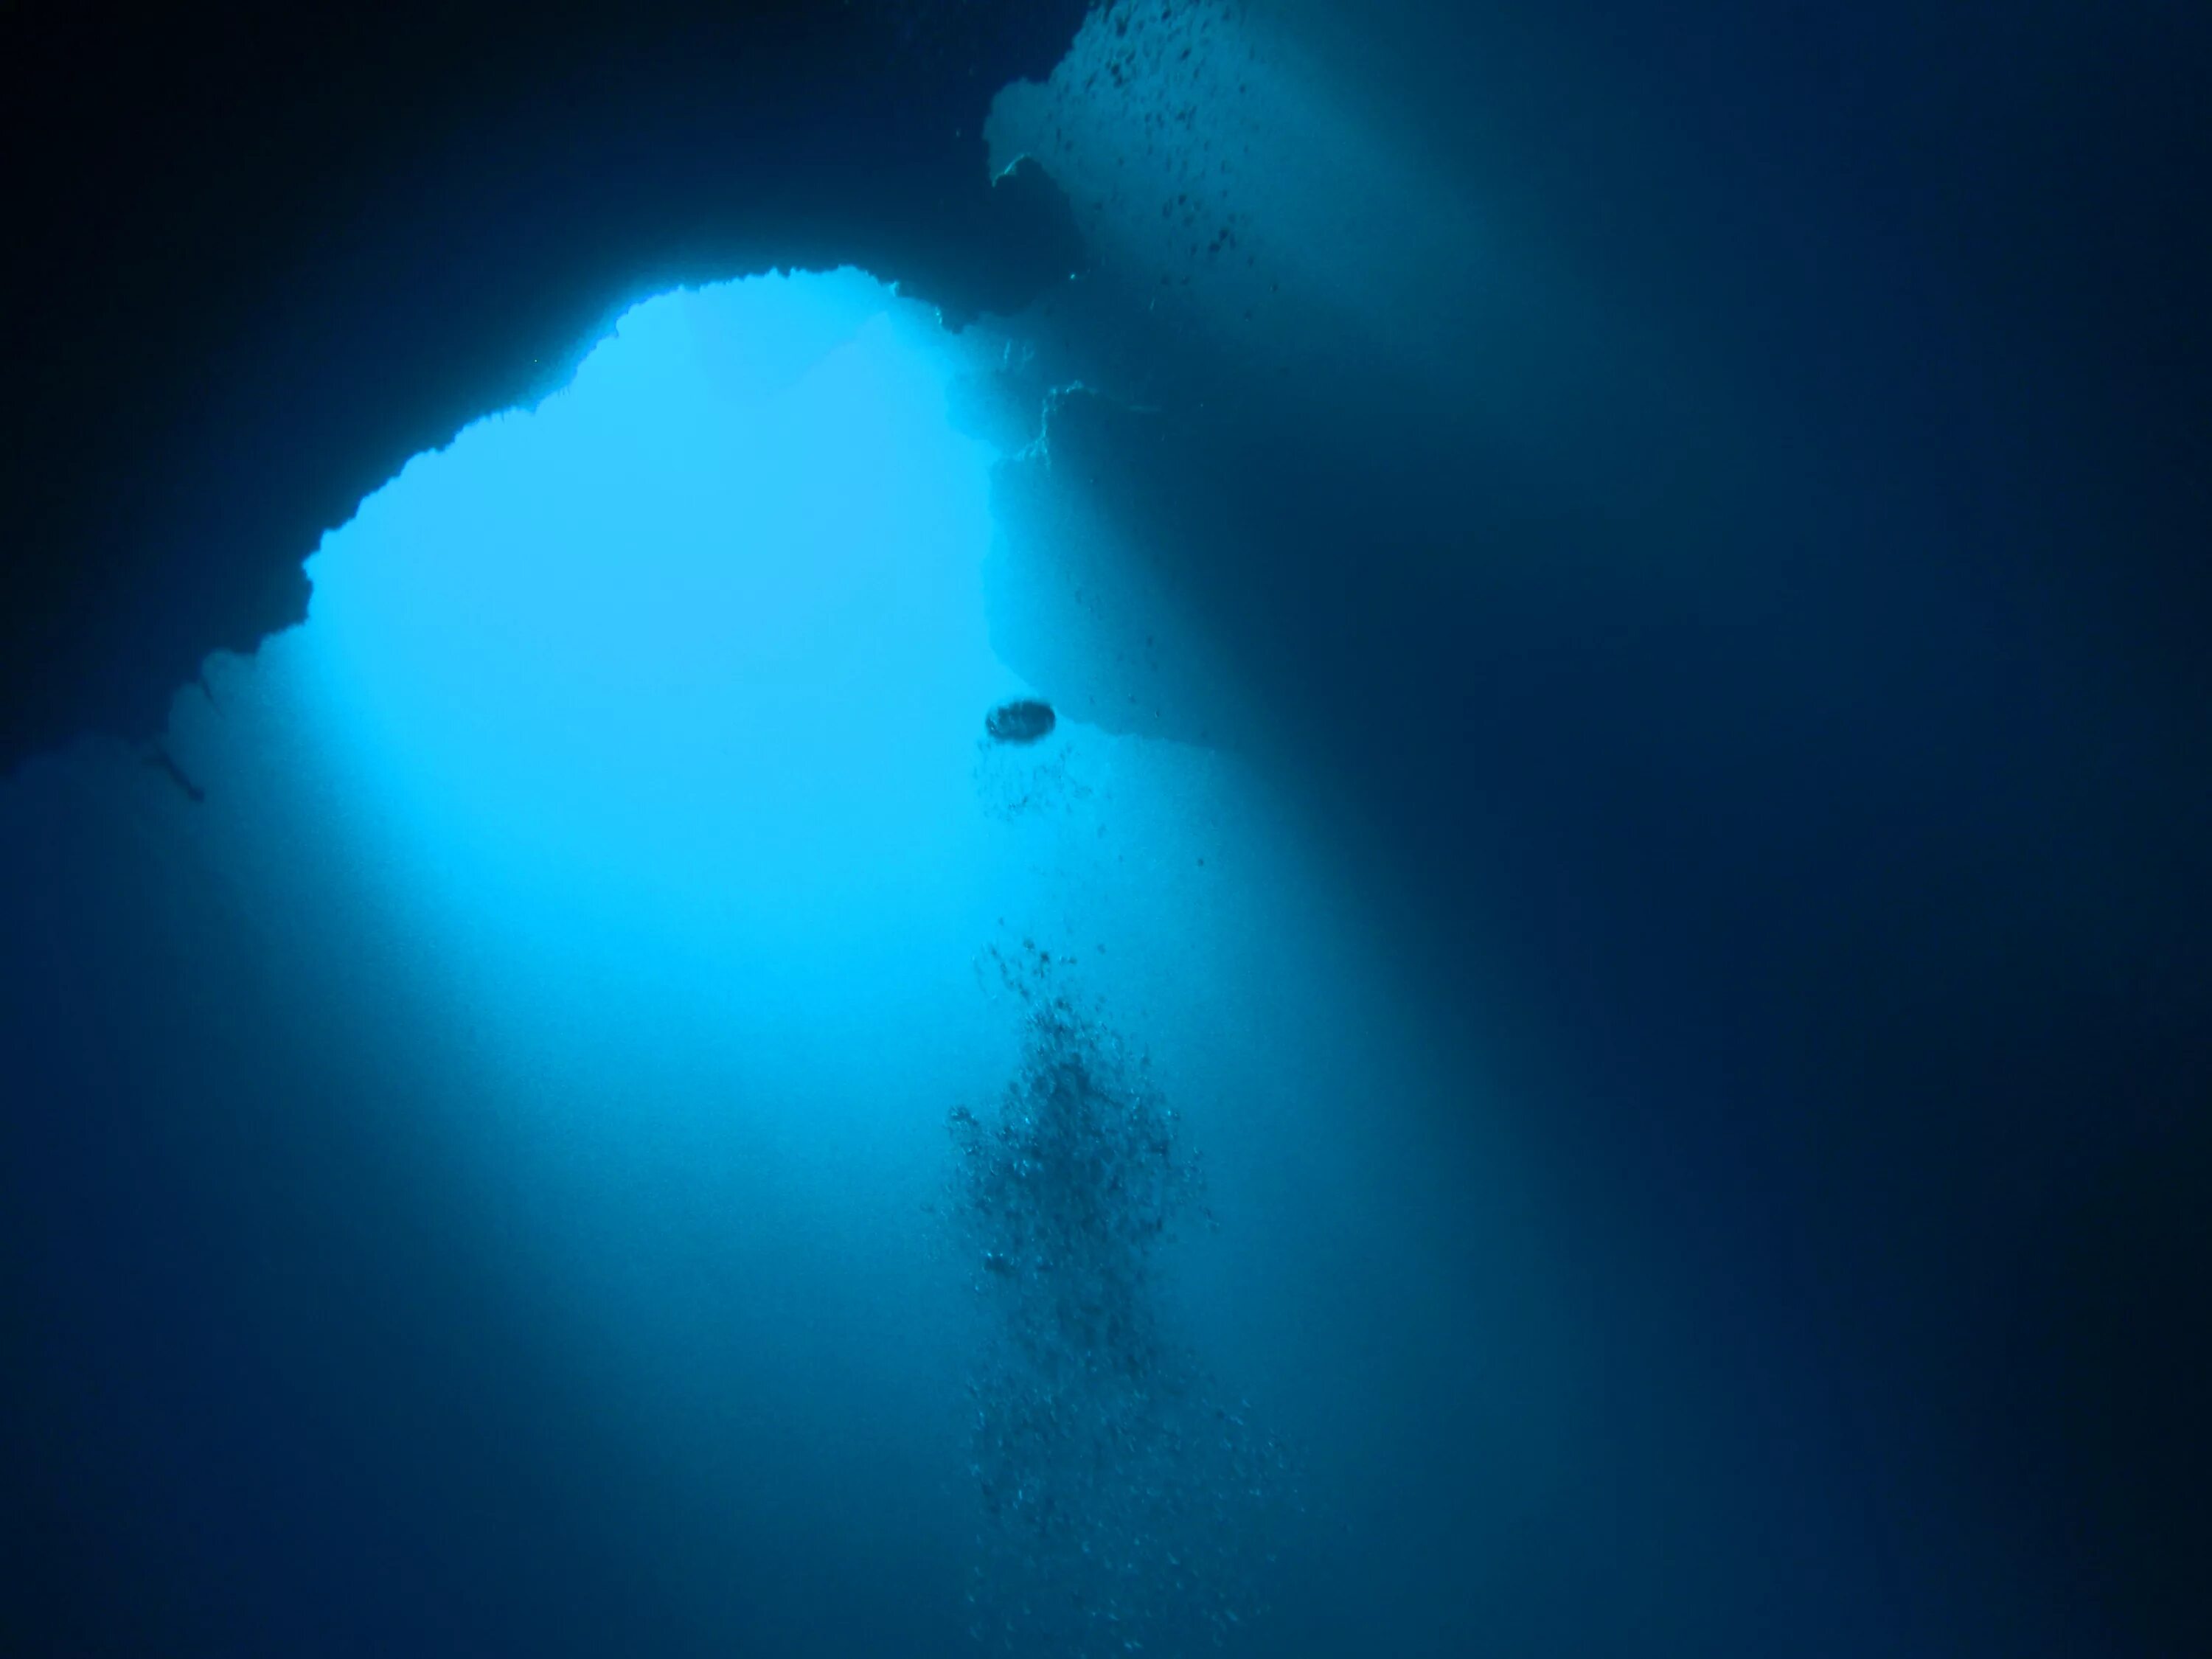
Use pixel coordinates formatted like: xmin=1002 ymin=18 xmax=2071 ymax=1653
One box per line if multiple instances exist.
xmin=984 ymin=697 xmax=1058 ymax=744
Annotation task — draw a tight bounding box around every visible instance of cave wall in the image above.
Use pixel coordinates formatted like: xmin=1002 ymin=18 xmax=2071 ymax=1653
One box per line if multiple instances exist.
xmin=0 ymin=0 xmax=1091 ymax=775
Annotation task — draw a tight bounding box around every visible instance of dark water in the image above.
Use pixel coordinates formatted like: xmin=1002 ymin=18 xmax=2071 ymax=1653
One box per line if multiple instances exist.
xmin=5 ymin=4 xmax=2207 ymax=1657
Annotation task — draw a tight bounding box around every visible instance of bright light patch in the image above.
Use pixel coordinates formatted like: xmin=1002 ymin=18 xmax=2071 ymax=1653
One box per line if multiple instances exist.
xmin=302 ymin=271 xmax=1026 ymax=961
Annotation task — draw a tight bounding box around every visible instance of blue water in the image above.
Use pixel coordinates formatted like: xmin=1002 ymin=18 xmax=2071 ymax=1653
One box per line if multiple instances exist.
xmin=9 ymin=4 xmax=2204 ymax=1655
xmin=1 ymin=266 xmax=1582 ymax=1657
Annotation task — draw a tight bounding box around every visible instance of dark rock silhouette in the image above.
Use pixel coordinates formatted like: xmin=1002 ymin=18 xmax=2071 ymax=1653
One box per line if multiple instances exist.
xmin=984 ymin=697 xmax=1057 ymax=744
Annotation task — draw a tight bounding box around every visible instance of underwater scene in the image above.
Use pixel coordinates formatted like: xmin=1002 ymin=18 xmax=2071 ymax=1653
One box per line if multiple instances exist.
xmin=7 ymin=4 xmax=2208 ymax=1657
xmin=2 ymin=272 xmax=1579 ymax=1658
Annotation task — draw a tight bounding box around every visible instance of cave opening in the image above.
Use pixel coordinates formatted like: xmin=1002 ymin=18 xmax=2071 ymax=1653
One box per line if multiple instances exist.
xmin=290 ymin=268 xmax=1026 ymax=937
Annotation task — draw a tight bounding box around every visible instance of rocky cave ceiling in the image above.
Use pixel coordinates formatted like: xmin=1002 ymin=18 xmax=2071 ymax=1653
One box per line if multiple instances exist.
xmin=0 ymin=0 xmax=1093 ymax=776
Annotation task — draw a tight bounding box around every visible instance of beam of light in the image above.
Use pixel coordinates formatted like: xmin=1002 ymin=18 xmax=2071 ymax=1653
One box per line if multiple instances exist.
xmin=3 ymin=259 xmax=1599 ymax=1655
xmin=985 ymin=0 xmax=1520 ymax=389
xmin=984 ymin=0 xmax=1744 ymax=512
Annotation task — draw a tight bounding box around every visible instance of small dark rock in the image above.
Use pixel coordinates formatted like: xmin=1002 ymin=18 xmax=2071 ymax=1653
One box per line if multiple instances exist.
xmin=986 ymin=697 xmax=1057 ymax=744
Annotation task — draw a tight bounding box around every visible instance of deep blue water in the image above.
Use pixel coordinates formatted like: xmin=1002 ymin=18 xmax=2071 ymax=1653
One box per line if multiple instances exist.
xmin=6 ymin=4 xmax=2208 ymax=1657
